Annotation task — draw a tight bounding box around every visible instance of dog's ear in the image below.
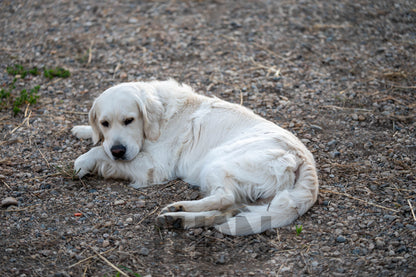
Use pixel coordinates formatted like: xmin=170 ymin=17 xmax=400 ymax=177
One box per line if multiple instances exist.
xmin=88 ymin=101 xmax=103 ymax=145
xmin=133 ymin=85 xmax=164 ymax=141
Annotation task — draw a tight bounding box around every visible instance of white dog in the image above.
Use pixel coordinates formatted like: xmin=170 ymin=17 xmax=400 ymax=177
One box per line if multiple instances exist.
xmin=71 ymin=80 xmax=319 ymax=236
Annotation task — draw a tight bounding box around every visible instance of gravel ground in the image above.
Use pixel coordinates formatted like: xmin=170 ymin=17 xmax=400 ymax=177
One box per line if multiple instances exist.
xmin=1 ymin=0 xmax=415 ymax=276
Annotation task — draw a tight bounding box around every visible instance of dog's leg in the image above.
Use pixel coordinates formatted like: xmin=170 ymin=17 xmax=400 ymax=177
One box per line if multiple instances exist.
xmin=74 ymin=146 xmax=109 ymax=178
xmin=160 ymin=188 xmax=235 ymax=213
xmin=157 ymin=209 xmax=237 ymax=229
xmin=71 ymin=125 xmax=93 ymax=139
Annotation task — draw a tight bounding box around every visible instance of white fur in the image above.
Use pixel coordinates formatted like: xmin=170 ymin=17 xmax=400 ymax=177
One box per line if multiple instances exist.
xmin=72 ymin=80 xmax=319 ymax=236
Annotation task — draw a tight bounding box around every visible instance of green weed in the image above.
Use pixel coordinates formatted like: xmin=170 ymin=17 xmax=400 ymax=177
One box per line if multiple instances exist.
xmin=7 ymin=64 xmax=40 ymax=78
xmin=2 ymin=64 xmax=70 ymax=115
xmin=12 ymin=86 xmax=40 ymax=115
xmin=295 ymin=225 xmax=303 ymax=236
xmin=44 ymin=67 xmax=71 ymax=79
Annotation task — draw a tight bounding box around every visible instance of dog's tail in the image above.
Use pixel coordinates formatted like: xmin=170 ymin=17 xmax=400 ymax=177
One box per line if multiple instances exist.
xmin=215 ymin=158 xmax=319 ymax=236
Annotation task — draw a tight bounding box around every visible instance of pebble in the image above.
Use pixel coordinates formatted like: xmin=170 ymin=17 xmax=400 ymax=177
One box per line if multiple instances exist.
xmin=327 ymin=140 xmax=338 ymax=147
xmin=192 ymin=228 xmax=203 ymax=236
xmin=119 ymin=72 xmax=128 ymax=79
xmin=336 ymin=236 xmax=346 ymax=243
xmin=114 ymin=200 xmax=126 ymax=205
xmin=1 ymin=197 xmax=18 ymax=207
xmin=310 ymin=124 xmax=323 ymax=131
xmin=103 ymin=240 xmax=110 ymax=247
xmin=330 ymin=151 xmax=341 ymax=158
xmin=139 ymin=247 xmax=150 ymax=256
xmin=217 ymin=254 xmax=226 ymax=264
xmin=136 ymin=200 xmax=146 ymax=208
xmin=376 ymin=238 xmax=386 ymax=249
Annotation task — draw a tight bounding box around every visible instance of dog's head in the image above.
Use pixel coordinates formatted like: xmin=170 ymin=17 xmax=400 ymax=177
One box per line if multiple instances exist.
xmin=89 ymin=82 xmax=164 ymax=161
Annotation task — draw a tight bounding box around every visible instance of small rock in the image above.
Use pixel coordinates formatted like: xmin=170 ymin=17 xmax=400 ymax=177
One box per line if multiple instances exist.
xmin=119 ymin=72 xmax=128 ymax=79
xmin=128 ymin=18 xmax=138 ymax=24
xmin=139 ymin=247 xmax=149 ymax=256
xmin=310 ymin=124 xmax=323 ymax=131
xmin=327 ymin=140 xmax=338 ymax=147
xmin=103 ymin=240 xmax=110 ymax=247
xmin=336 ymin=236 xmax=346 ymax=243
xmin=40 ymin=250 xmax=52 ymax=256
xmin=330 ymin=151 xmax=341 ymax=158
xmin=352 ymin=114 xmax=359 ymax=121
xmin=375 ymin=238 xmax=385 ymax=248
xmin=136 ymin=200 xmax=146 ymax=208
xmin=114 ymin=200 xmax=126 ymax=205
xmin=125 ymin=217 xmax=133 ymax=224
xmin=192 ymin=228 xmax=203 ymax=236
xmin=1 ymin=197 xmax=18 ymax=207
xmin=217 ymin=254 xmax=226 ymax=264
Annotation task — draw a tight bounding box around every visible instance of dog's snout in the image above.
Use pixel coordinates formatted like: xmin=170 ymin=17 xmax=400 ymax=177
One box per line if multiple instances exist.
xmin=111 ymin=145 xmax=126 ymax=159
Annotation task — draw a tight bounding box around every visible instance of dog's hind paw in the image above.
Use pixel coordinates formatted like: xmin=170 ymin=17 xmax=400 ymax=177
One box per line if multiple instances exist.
xmin=156 ymin=214 xmax=184 ymax=229
xmin=160 ymin=204 xmax=185 ymax=214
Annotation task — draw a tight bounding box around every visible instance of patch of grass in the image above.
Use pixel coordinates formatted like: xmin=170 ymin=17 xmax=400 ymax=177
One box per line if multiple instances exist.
xmin=12 ymin=85 xmax=40 ymax=115
xmin=55 ymin=164 xmax=81 ymax=180
xmin=2 ymin=64 xmax=71 ymax=115
xmin=0 ymin=78 xmax=17 ymax=110
xmin=44 ymin=67 xmax=71 ymax=79
xmin=7 ymin=64 xmax=40 ymax=78
xmin=295 ymin=225 xmax=303 ymax=236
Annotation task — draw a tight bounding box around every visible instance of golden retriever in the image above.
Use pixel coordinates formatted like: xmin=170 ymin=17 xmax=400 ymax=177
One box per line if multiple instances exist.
xmin=72 ymin=80 xmax=319 ymax=236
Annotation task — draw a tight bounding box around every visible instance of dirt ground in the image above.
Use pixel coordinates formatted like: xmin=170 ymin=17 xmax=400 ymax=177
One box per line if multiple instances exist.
xmin=1 ymin=0 xmax=415 ymax=276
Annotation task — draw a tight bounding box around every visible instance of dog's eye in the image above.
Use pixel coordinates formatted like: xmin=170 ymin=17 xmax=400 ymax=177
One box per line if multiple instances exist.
xmin=124 ymin=118 xmax=134 ymax=125
xmin=101 ymin=121 xmax=109 ymax=128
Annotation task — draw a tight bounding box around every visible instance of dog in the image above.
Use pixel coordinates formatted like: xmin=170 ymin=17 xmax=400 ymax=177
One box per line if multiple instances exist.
xmin=71 ymin=80 xmax=319 ymax=236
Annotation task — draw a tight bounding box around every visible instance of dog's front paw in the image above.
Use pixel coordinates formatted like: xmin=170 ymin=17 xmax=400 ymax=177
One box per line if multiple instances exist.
xmin=156 ymin=214 xmax=184 ymax=229
xmin=74 ymin=154 xmax=96 ymax=178
xmin=71 ymin=125 xmax=93 ymax=140
xmin=161 ymin=204 xmax=185 ymax=214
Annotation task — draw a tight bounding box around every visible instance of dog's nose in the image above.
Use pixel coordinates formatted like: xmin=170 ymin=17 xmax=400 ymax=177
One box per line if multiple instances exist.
xmin=111 ymin=145 xmax=126 ymax=159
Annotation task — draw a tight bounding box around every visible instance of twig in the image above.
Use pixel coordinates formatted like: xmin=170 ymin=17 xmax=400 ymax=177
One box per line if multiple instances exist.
xmin=87 ymin=40 xmax=94 ymax=65
xmin=319 ymin=105 xmax=373 ymax=112
xmin=37 ymin=148 xmax=51 ymax=168
xmin=137 ymin=206 xmax=159 ymax=225
xmin=320 ymin=189 xmax=399 ymax=213
xmin=388 ymin=84 xmax=416 ymax=89
xmin=68 ymin=247 xmax=116 ymax=268
xmin=83 ymin=263 xmax=89 ymax=277
xmin=240 ymin=91 xmax=243 ymax=105
xmin=90 ymin=247 xmax=129 ymax=277
xmin=2 ymin=180 xmax=12 ymax=190
xmin=24 ymin=105 xmax=31 ymax=127
xmin=10 ymin=116 xmax=31 ymax=134
xmin=113 ymin=63 xmax=121 ymax=79
xmin=408 ymin=200 xmax=416 ymax=223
